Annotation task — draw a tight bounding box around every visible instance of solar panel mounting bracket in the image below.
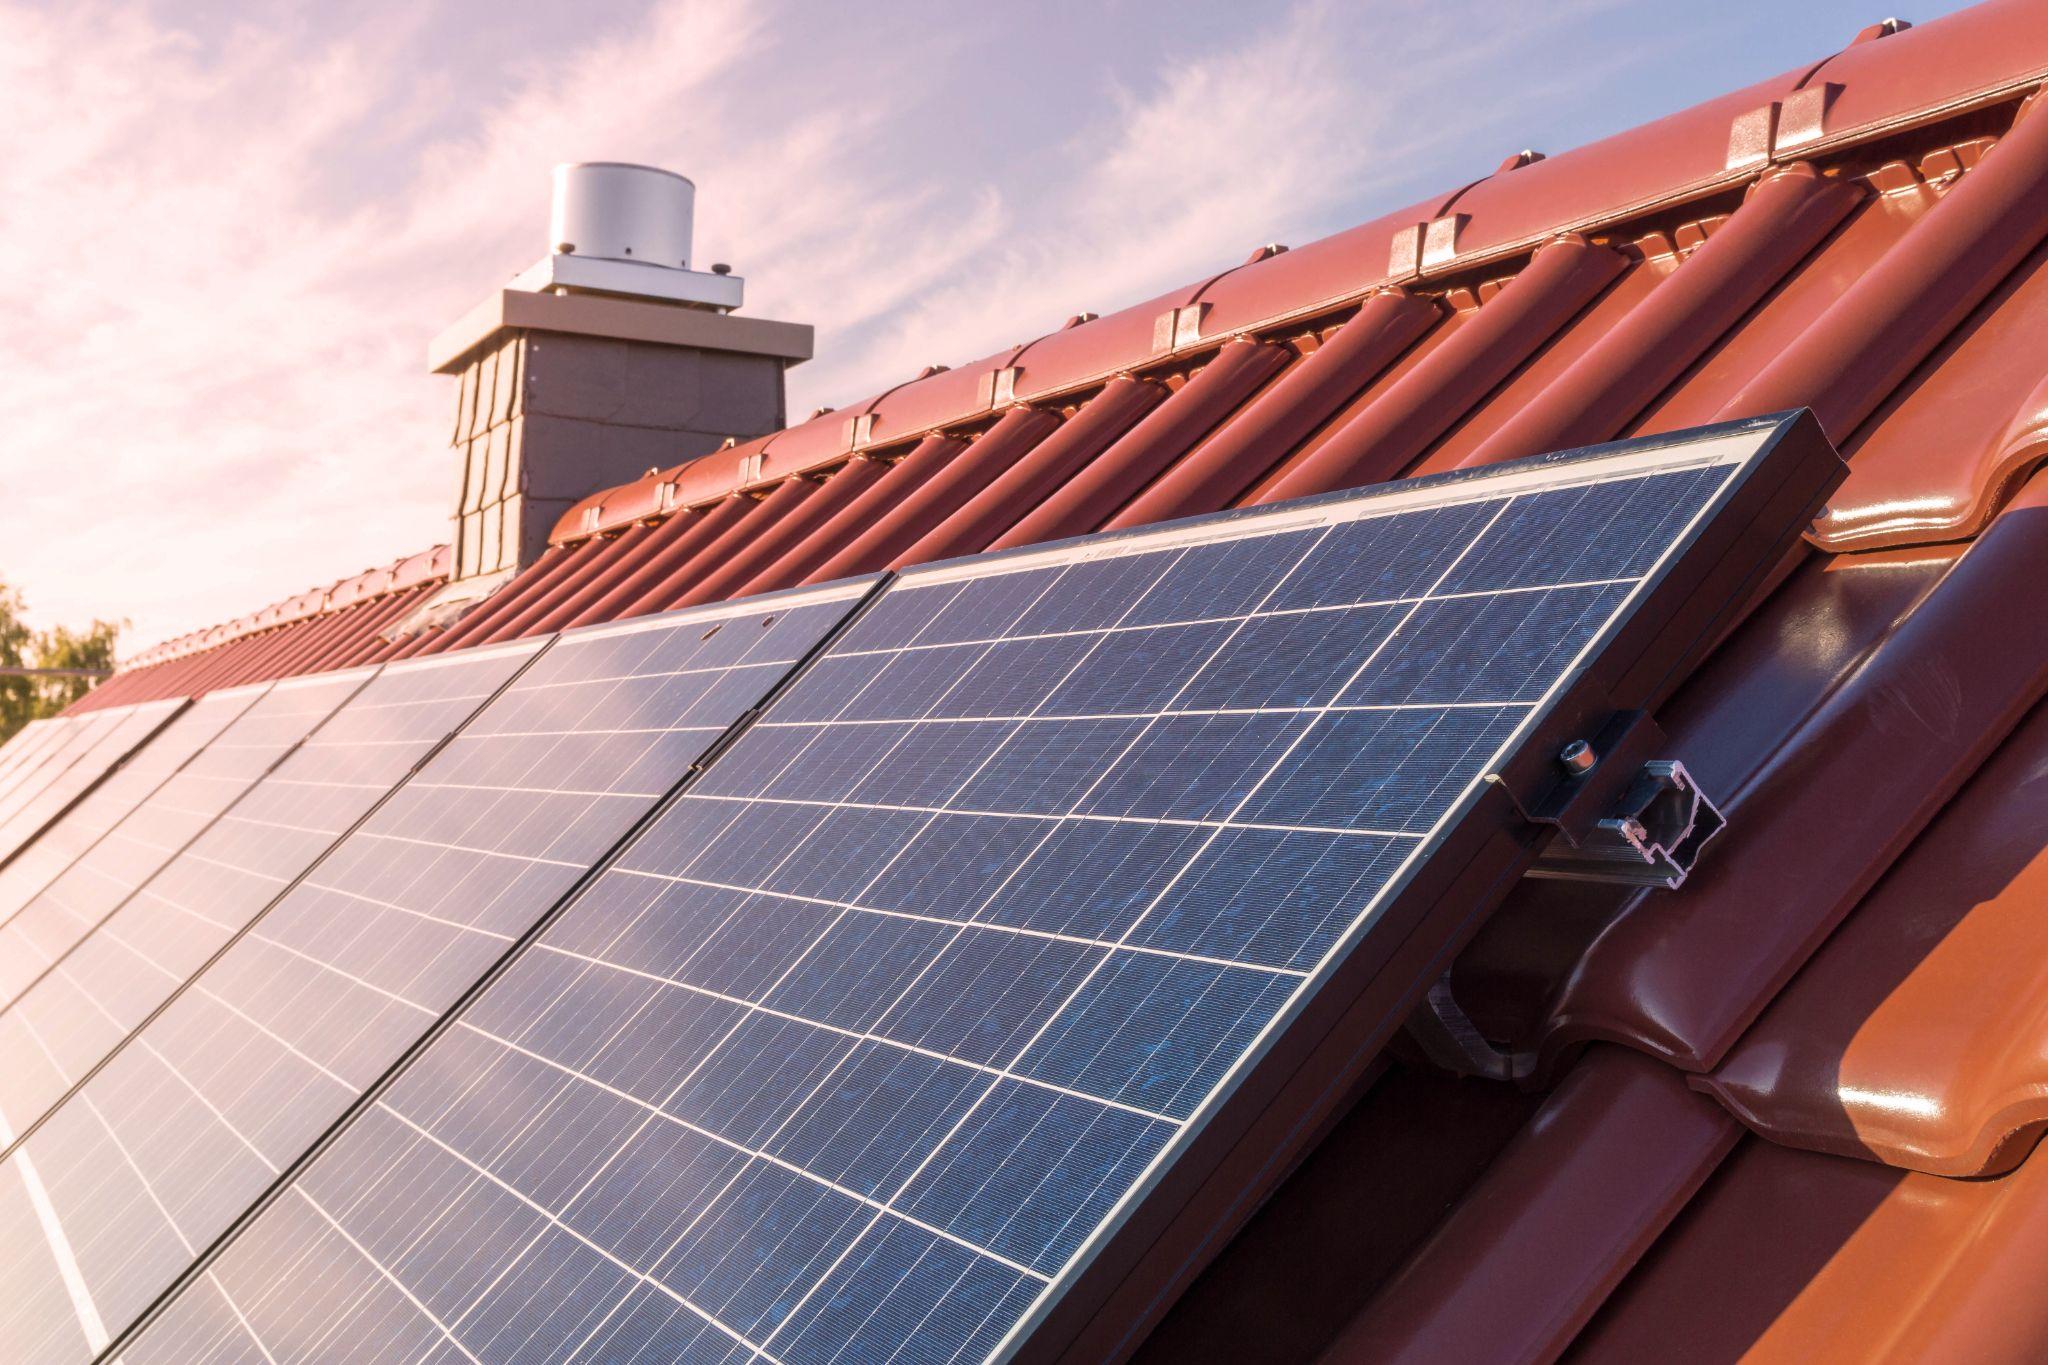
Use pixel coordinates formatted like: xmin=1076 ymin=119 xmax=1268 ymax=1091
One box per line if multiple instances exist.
xmin=1487 ymin=705 xmax=1662 ymax=838
xmin=1487 ymin=707 xmax=1725 ymax=889
xmin=1526 ymin=757 xmax=1724 ymax=890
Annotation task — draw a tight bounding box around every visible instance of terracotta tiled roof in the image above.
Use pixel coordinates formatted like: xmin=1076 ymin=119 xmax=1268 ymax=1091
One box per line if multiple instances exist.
xmin=72 ymin=546 xmax=449 ymax=709
xmin=70 ymin=3 xmax=2048 ymax=1356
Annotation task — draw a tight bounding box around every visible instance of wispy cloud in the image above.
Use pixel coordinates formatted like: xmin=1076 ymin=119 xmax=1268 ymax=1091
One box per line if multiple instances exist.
xmin=0 ymin=0 xmax=1655 ymax=651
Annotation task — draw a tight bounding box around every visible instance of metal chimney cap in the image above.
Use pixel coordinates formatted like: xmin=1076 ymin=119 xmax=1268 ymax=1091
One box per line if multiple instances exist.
xmin=510 ymin=161 xmax=742 ymax=311
xmin=550 ymin=162 xmax=696 ymax=268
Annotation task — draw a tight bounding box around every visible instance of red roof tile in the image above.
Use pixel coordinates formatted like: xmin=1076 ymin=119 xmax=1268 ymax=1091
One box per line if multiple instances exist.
xmin=74 ymin=559 xmax=446 ymax=709
xmin=1701 ymin=678 xmax=2048 ymax=1177
xmin=1319 ymin=1048 xmax=1740 ymax=1365
xmin=1573 ymin=1134 xmax=2048 ymax=1363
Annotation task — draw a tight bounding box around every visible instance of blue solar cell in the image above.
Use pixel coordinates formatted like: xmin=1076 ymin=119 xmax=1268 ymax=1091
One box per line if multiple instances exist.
xmin=1042 ymin=620 xmax=1237 ymax=714
xmin=877 ymin=927 xmax=1102 ymax=1067
xmin=883 ymin=813 xmax=1071 ymax=923
xmin=765 ymin=1044 xmax=984 ymax=1199
xmin=897 ymin=1078 xmax=1173 ymax=1272
xmin=1132 ymin=825 xmax=1410 ymax=969
xmin=653 ymin=1157 xmax=869 ymax=1339
xmin=1261 ymin=499 xmax=1496 ymax=611
xmin=1240 ymin=705 xmax=1530 ymax=832
xmin=1006 ymin=552 xmax=1171 ymax=638
xmin=577 ymin=1286 xmax=756 ymax=1365
xmin=1016 ymin=951 xmax=1300 ymax=1118
xmin=558 ymin=1110 xmax=748 ymax=1265
xmin=669 ymin=1012 xmax=858 ymax=1148
xmin=771 ymin=1219 xmax=1040 ymax=1365
xmin=975 ymin=820 xmax=1201 ymax=941
xmin=766 ymin=912 xmax=954 ymax=1032
xmin=1072 ymin=711 xmax=1311 ymax=821
xmin=116 ymin=425 xmax=1795 ymax=1365
xmin=1338 ymin=582 xmax=1634 ymax=706
xmin=1434 ymin=464 xmax=1722 ymax=594
xmin=954 ymin=717 xmax=1150 ymax=814
xmin=917 ymin=563 xmax=1063 ymax=645
xmin=974 ymin=635 xmax=1118 ymax=715
xmin=1175 ymin=603 xmax=1403 ymax=710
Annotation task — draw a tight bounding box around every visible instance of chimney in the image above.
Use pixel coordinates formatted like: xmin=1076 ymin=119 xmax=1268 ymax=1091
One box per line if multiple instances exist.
xmin=428 ymin=163 xmax=812 ymax=586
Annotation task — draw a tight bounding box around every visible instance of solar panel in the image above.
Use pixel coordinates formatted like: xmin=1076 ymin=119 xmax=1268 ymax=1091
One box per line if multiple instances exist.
xmin=0 ymin=718 xmax=82 ymax=802
xmin=0 ymin=718 xmax=46 ymax=764
xmin=0 ymin=647 xmax=541 ymax=1150
xmin=0 ymin=711 xmax=137 ymax=838
xmin=0 ymin=701 xmax=189 ymax=872
xmin=0 ymin=695 xmax=264 ymax=930
xmin=106 ymin=415 xmax=1838 ymax=1365
xmin=0 ymin=580 xmax=876 ymax=1362
xmin=0 ymin=719 xmax=62 ymax=787
xmin=0 ymin=677 xmax=367 ymax=1005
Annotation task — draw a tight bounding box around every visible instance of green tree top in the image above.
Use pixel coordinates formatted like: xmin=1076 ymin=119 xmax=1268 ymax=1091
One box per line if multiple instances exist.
xmin=0 ymin=582 xmax=123 ymax=742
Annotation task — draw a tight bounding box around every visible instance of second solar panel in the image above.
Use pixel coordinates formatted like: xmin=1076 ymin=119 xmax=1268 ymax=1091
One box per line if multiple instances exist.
xmin=0 ymin=581 xmax=876 ymax=1363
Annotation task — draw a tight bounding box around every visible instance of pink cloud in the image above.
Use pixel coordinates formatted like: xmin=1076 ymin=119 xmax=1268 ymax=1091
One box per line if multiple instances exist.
xmin=0 ymin=0 xmax=1641 ymax=654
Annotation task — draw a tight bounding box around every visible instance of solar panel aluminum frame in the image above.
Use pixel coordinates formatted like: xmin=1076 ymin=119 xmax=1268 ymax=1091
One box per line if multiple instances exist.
xmin=923 ymin=409 xmax=1844 ymax=1364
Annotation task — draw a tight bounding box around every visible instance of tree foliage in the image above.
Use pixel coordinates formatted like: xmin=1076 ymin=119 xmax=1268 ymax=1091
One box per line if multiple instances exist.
xmin=0 ymin=582 xmax=122 ymax=742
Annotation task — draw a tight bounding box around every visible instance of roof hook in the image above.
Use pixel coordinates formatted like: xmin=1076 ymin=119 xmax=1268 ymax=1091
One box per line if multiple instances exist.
xmin=1404 ymin=973 xmax=1537 ymax=1082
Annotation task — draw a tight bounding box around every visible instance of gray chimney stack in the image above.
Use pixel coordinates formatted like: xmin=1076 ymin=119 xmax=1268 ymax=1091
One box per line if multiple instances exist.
xmin=428 ymin=162 xmax=811 ymax=587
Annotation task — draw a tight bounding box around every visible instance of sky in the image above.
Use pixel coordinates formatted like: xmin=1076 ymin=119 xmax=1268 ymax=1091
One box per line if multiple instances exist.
xmin=0 ymin=0 xmax=1974 ymax=653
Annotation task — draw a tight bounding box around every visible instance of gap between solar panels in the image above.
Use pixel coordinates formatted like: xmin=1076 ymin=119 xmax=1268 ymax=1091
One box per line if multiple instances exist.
xmin=90 ymin=411 xmax=1840 ymax=1365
